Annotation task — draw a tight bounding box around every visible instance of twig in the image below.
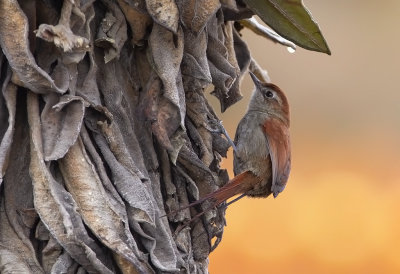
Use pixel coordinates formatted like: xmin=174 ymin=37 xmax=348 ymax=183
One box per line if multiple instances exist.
xmin=240 ymin=17 xmax=296 ymax=51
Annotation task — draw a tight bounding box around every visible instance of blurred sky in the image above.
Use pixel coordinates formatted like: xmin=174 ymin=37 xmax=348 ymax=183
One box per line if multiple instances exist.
xmin=208 ymin=1 xmax=400 ymax=273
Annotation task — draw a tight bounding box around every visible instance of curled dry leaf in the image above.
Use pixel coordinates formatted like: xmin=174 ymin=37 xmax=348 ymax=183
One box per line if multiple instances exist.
xmin=41 ymin=94 xmax=87 ymax=161
xmin=80 ymin=125 xmax=128 ymax=220
xmin=148 ymin=24 xmax=187 ymax=162
xmin=221 ymin=0 xmax=253 ymax=21
xmin=0 ymin=0 xmax=68 ymax=94
xmin=0 ymin=199 xmax=44 ymax=273
xmin=95 ymin=134 xmax=179 ymax=271
xmin=149 ymin=24 xmax=185 ymax=128
xmin=50 ymin=252 xmax=76 ymax=274
xmin=249 ymin=57 xmax=271 ymax=82
xmin=233 ymin=27 xmax=251 ymax=74
xmin=177 ymin=0 xmax=221 ymax=33
xmin=41 ymin=237 xmax=63 ymax=273
xmin=213 ymin=23 xmax=252 ymax=112
xmin=207 ymin=14 xmax=238 ymax=98
xmin=117 ymin=0 xmax=152 ymax=46
xmin=95 ymin=0 xmax=127 ymax=63
xmin=27 ymin=92 xmax=114 ymax=274
xmin=181 ymin=29 xmax=212 ymax=90
xmin=3 ymin=109 xmax=41 ymax=273
xmin=35 ymin=24 xmax=90 ymax=53
xmin=58 ymin=138 xmax=151 ymax=273
xmin=94 ymin=126 xmax=155 ymax=226
xmin=213 ymin=21 xmax=243 ymax=112
xmin=0 ymin=76 xmax=17 ymax=184
xmin=207 ymin=18 xmax=243 ymax=112
xmin=146 ymin=0 xmax=179 ymax=33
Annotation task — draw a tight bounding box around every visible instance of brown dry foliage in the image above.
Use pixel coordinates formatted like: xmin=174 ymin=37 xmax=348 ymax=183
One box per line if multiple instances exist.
xmin=0 ymin=0 xmax=265 ymax=273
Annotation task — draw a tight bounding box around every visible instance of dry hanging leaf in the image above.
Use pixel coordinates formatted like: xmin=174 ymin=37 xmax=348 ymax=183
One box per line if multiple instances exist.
xmin=27 ymin=92 xmax=114 ymax=274
xmin=117 ymin=0 xmax=152 ymax=46
xmin=177 ymin=0 xmax=221 ymax=33
xmin=149 ymin=24 xmax=185 ymax=127
xmin=3 ymin=113 xmax=41 ymax=273
xmin=146 ymin=0 xmax=179 ymax=33
xmin=0 ymin=0 xmax=68 ymax=94
xmin=58 ymin=138 xmax=151 ymax=273
xmin=35 ymin=24 xmax=90 ymax=53
xmin=95 ymin=0 xmax=127 ymax=63
xmin=0 ymin=199 xmax=44 ymax=273
xmin=41 ymin=94 xmax=87 ymax=161
xmin=181 ymin=29 xmax=212 ymax=90
xmin=0 ymin=75 xmax=17 ymax=183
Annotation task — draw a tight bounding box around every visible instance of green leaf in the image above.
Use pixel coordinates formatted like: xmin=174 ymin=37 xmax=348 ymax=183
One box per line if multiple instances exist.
xmin=242 ymin=0 xmax=331 ymax=55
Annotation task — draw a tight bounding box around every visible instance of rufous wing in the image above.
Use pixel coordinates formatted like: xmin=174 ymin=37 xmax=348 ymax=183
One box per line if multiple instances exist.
xmin=262 ymin=118 xmax=291 ymax=197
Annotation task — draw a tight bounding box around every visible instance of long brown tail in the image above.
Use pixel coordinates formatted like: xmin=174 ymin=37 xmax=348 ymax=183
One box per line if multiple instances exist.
xmin=198 ymin=171 xmax=260 ymax=207
xmin=162 ymin=171 xmax=261 ymax=227
xmin=174 ymin=171 xmax=261 ymax=213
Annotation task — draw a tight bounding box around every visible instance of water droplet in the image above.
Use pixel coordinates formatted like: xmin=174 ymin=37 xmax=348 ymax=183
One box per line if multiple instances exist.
xmin=287 ymin=47 xmax=296 ymax=54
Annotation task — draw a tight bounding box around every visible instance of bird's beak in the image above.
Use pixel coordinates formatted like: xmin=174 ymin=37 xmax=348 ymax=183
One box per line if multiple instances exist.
xmin=249 ymin=71 xmax=262 ymax=90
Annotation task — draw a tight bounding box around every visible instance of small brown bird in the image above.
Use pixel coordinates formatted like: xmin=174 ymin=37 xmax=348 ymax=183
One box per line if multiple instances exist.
xmin=190 ymin=72 xmax=291 ymax=211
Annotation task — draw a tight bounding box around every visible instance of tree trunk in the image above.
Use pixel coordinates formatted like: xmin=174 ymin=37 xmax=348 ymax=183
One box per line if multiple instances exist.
xmin=0 ymin=0 xmax=255 ymax=273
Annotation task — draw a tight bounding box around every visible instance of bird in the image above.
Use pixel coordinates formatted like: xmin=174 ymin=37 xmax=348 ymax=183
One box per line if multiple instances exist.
xmin=187 ymin=72 xmax=291 ymax=213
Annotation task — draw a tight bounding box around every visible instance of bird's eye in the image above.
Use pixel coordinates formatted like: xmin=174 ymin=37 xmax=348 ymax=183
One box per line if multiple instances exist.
xmin=265 ymin=90 xmax=274 ymax=98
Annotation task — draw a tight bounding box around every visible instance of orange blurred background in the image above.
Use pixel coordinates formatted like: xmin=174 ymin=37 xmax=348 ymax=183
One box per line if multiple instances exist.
xmin=209 ymin=1 xmax=400 ymax=273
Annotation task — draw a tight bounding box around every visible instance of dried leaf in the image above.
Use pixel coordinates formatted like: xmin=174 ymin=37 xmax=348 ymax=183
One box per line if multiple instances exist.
xmin=233 ymin=28 xmax=251 ymax=74
xmin=50 ymin=252 xmax=77 ymax=274
xmin=149 ymin=24 xmax=185 ymax=128
xmin=94 ymin=128 xmax=155 ymax=225
xmin=191 ymin=220 xmax=210 ymax=261
xmin=177 ymin=0 xmax=220 ymax=33
xmin=181 ymin=29 xmax=212 ymax=89
xmin=117 ymin=0 xmax=152 ymax=46
xmin=96 ymin=59 xmax=149 ymax=177
xmin=35 ymin=24 xmax=90 ymax=53
xmin=0 ymin=0 xmax=68 ymax=94
xmin=0 ymin=200 xmax=44 ymax=273
xmin=76 ymin=51 xmax=102 ymax=105
xmin=216 ymin=22 xmax=242 ymax=111
xmin=41 ymin=94 xmax=86 ymax=161
xmin=41 ymin=236 xmax=63 ymax=273
xmin=0 ymin=248 xmax=37 ymax=274
xmin=148 ymin=25 xmax=186 ymax=162
xmin=80 ymin=126 xmax=127 ymax=220
xmin=0 ymin=76 xmax=17 ymax=184
xmin=221 ymin=0 xmax=253 ymax=21
xmin=95 ymin=1 xmax=127 ymax=63
xmin=3 ymin=108 xmax=41 ymax=273
xmin=27 ymin=92 xmax=114 ymax=274
xmin=207 ymin=14 xmax=238 ymax=97
xmin=146 ymin=0 xmax=179 ymax=33
xmin=141 ymin=171 xmax=180 ymax=272
xmin=59 ymin=138 xmax=151 ymax=273
xmin=211 ymin=23 xmax=246 ymax=112
xmin=249 ymin=58 xmax=270 ymax=82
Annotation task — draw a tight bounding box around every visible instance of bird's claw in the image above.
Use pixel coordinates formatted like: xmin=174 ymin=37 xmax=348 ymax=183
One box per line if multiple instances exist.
xmin=205 ymin=120 xmax=237 ymax=151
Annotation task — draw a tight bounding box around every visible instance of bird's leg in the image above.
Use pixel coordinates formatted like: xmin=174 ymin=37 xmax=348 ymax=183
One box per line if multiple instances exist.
xmin=173 ymin=203 xmax=219 ymax=235
xmin=204 ymin=119 xmax=237 ymax=151
xmin=225 ymin=193 xmax=247 ymax=207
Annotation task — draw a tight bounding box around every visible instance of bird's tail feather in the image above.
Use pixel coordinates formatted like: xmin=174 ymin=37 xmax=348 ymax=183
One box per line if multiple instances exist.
xmin=163 ymin=171 xmax=260 ymax=219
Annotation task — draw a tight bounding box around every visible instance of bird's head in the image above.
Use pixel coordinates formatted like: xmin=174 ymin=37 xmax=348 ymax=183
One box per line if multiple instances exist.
xmin=248 ymin=72 xmax=290 ymax=126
